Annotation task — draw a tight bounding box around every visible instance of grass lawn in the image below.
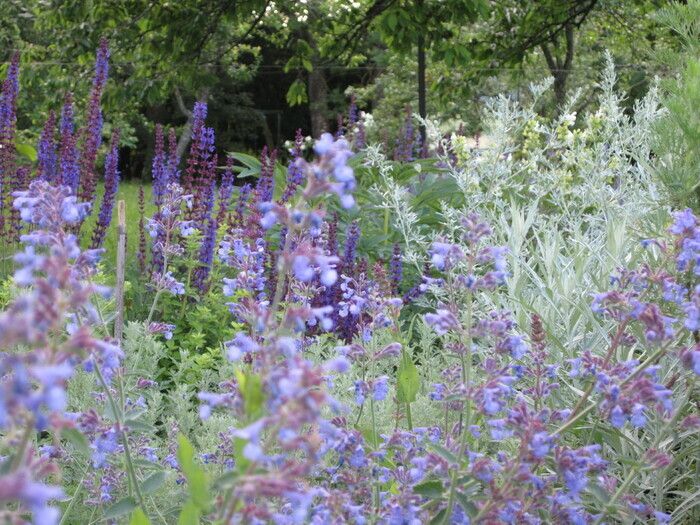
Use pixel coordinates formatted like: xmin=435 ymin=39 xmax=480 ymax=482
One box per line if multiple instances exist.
xmin=81 ymin=180 xmax=156 ymax=284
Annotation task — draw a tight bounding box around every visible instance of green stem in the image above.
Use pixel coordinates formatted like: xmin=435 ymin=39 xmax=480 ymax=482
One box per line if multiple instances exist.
xmin=554 ymin=342 xmax=670 ymax=436
xmin=370 ymin=398 xmax=380 ymax=511
xmin=10 ymin=422 xmax=34 ymax=471
xmin=146 ymin=289 xmax=163 ymax=325
xmin=147 ymin=233 xmax=170 ymax=325
xmin=149 ymin=496 xmax=169 ymax=525
xmin=58 ymin=473 xmax=86 ymax=525
xmin=178 ymin=264 xmax=194 ymax=320
xmin=370 ymin=397 xmax=378 ymax=448
xmin=94 ymin=364 xmax=145 ymax=510
xmin=593 ymin=407 xmax=684 ymax=524
xmin=443 ymin=291 xmax=473 ymax=524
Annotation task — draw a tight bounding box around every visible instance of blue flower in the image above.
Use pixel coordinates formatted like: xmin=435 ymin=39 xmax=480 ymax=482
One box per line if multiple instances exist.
xmin=372 ymin=376 xmax=389 ymax=401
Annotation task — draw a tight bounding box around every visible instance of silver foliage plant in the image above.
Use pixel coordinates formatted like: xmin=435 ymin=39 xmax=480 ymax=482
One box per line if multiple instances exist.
xmin=375 ymin=54 xmax=668 ymax=333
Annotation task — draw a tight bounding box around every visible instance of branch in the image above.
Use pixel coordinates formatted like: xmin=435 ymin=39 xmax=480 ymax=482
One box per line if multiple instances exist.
xmin=173 ymin=86 xmax=192 ymax=118
xmin=562 ymin=22 xmax=575 ymax=70
xmin=493 ymin=0 xmax=597 ymax=62
xmin=541 ymin=43 xmax=558 ymax=73
xmin=321 ymin=0 xmax=398 ymax=65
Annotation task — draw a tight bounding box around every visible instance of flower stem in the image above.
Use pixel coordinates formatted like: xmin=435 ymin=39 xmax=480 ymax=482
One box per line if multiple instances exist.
xmin=94 ymin=364 xmax=145 ymax=510
xmin=443 ymin=290 xmax=473 ymax=524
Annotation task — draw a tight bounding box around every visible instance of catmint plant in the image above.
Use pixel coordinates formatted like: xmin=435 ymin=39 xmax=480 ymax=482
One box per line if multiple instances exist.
xmin=0 ymin=181 xmax=121 ymax=524
xmin=145 ymin=182 xmax=193 ymax=323
xmin=198 ymin=133 xmax=358 ymax=522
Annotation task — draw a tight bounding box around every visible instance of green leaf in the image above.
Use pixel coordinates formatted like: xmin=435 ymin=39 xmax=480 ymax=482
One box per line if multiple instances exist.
xmin=15 ymin=142 xmax=37 ymax=162
xmin=125 ymin=419 xmax=157 ymax=434
xmin=177 ymin=501 xmax=201 ymax=525
xmin=129 ymin=508 xmax=151 ymax=525
xmin=426 ymin=441 xmax=459 ymax=466
xmin=140 ymin=471 xmax=167 ymax=495
xmin=104 ymin=496 xmax=137 ymax=519
xmin=235 ymin=369 xmax=265 ymax=420
xmin=177 ymin=434 xmax=209 ymax=509
xmin=588 ymin=482 xmax=611 ymax=504
xmin=396 ymin=356 xmax=420 ymax=403
xmin=62 ymin=428 xmax=91 ymax=457
xmin=286 ymin=79 xmax=308 ymax=106
xmin=413 ymin=479 xmax=444 ymax=499
xmin=124 ymin=407 xmax=148 ymax=422
xmin=386 ymin=12 xmax=397 ymax=31
xmin=429 ymin=508 xmax=447 ymax=525
xmin=233 ymin=436 xmax=251 ymax=473
xmin=213 ymin=470 xmax=239 ymax=490
xmin=454 ymin=490 xmax=478 ymax=518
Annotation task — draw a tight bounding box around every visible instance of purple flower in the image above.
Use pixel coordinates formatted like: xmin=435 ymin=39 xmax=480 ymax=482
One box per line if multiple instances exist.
xmin=37 ymin=111 xmax=58 ymax=183
xmin=58 ymin=93 xmax=79 ymax=193
xmin=680 ymin=347 xmax=700 ymax=375
xmin=148 ymin=322 xmax=175 ymax=340
xmin=390 ymin=243 xmax=403 ymax=294
xmin=343 ymin=221 xmax=360 ymax=275
xmin=151 ymin=124 xmax=168 ymax=208
xmin=78 ymin=38 xmax=110 ymax=206
xmin=498 ymin=335 xmax=528 ymax=359
xmin=354 ymin=380 xmax=367 ymax=405
xmin=92 ymin=428 xmax=120 ymax=468
xmin=529 ymin=432 xmax=553 ymax=458
xmin=91 ymin=129 xmax=120 ymax=249
xmin=372 ymin=376 xmax=389 ymax=401
xmin=669 ymin=208 xmax=697 ymax=235
xmin=305 ymin=133 xmax=356 ymax=208
xmin=424 ymin=309 xmax=460 ymax=336
xmin=684 ymin=286 xmax=700 ymax=331
xmin=281 ymin=129 xmax=305 ymax=203
xmin=225 ymin=332 xmax=259 ymax=361
xmin=153 ymin=271 xmax=185 ymax=295
xmin=487 ymin=418 xmax=513 ymax=440
xmin=193 ymin=216 xmax=218 ymax=293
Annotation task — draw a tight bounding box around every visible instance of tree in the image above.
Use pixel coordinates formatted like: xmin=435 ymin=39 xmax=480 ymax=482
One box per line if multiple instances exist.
xmin=2 ymin=0 xmax=271 ymax=174
xmin=375 ymin=0 xmax=486 ymax=145
xmin=471 ymin=0 xmax=664 ymax=110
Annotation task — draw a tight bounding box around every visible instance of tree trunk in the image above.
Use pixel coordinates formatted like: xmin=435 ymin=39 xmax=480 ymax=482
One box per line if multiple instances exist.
xmin=541 ymin=23 xmax=575 ymax=111
xmin=308 ymin=66 xmax=328 ymax=138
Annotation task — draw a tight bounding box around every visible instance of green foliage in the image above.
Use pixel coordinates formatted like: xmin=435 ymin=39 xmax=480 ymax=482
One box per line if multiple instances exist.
xmin=396 ymin=353 xmax=420 ymax=404
xmin=176 ymin=434 xmax=210 ymax=521
xmin=286 ymin=78 xmax=309 ymax=107
xmin=235 ymin=369 xmax=266 ymax=422
xmin=129 ymin=508 xmax=151 ymax=525
xmin=651 ymin=1 xmax=700 ymax=211
xmin=377 ymin=0 xmax=486 ymax=54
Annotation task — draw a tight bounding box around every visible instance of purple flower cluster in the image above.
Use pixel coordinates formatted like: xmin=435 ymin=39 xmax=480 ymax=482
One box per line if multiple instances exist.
xmin=90 ymin=129 xmax=120 ymax=249
xmin=37 ymin=110 xmax=58 ymax=183
xmin=281 ymin=129 xmax=305 ymax=203
xmin=394 ymin=106 xmax=416 ymax=162
xmin=78 ymin=38 xmax=110 ymax=206
xmin=58 ymin=93 xmax=79 ymax=193
xmin=0 ymin=53 xmax=20 ymax=240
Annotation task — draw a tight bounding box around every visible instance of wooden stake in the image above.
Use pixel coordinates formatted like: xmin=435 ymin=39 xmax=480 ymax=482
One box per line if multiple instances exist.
xmin=115 ymin=200 xmax=126 ymax=342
